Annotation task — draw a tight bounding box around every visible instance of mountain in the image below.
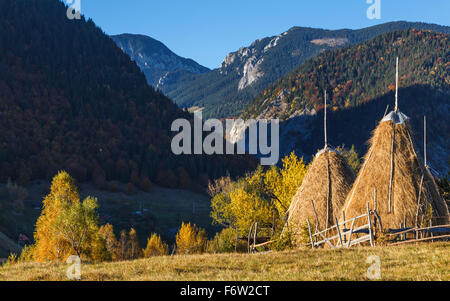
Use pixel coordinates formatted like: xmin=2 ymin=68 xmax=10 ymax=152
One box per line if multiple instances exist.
xmin=235 ymin=29 xmax=449 ymax=175
xmin=0 ymin=0 xmax=255 ymax=189
xmin=152 ymin=21 xmax=450 ymax=118
xmin=111 ymin=34 xmax=210 ymax=88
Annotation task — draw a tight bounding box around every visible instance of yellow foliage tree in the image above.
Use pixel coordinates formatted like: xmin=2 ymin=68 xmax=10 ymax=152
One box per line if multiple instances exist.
xmin=33 ymin=171 xmax=80 ymax=261
xmin=32 ymin=171 xmax=107 ymax=262
xmin=143 ymin=233 xmax=169 ymax=257
xmin=99 ymin=223 xmax=120 ymax=261
xmin=176 ymin=222 xmax=207 ymax=255
xmin=210 ymin=152 xmax=307 ymax=239
xmin=127 ymin=228 xmax=142 ymax=260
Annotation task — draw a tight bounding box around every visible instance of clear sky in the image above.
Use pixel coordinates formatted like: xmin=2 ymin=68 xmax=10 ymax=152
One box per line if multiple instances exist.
xmin=76 ymin=0 xmax=450 ymax=69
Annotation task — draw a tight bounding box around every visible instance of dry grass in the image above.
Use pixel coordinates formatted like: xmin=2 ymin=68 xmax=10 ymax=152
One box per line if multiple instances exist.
xmin=342 ymin=119 xmax=449 ymax=229
xmin=288 ymin=148 xmax=355 ymax=244
xmin=1 ymin=243 xmax=448 ymax=281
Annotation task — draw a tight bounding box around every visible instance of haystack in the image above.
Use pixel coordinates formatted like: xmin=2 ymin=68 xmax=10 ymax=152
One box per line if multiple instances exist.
xmin=286 ymin=90 xmax=356 ymax=246
xmin=342 ymin=57 xmax=448 ymax=229
xmin=287 ymin=147 xmax=356 ymax=245
xmin=340 ymin=111 xmax=449 ymax=229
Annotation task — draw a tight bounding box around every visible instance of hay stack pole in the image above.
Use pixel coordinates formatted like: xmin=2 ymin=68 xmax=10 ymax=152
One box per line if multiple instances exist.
xmin=324 ymin=90 xmax=331 ymax=230
xmin=388 ymin=57 xmax=400 ymax=212
xmin=341 ymin=57 xmax=449 ymax=229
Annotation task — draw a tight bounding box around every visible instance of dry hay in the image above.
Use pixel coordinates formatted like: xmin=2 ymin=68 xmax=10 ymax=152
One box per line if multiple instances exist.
xmin=341 ymin=112 xmax=449 ymax=230
xmin=287 ymin=147 xmax=356 ymax=245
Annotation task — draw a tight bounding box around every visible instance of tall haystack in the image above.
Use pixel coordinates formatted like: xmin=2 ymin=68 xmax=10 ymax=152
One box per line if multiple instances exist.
xmin=340 ymin=111 xmax=449 ymax=229
xmin=286 ymin=90 xmax=356 ymax=245
xmin=287 ymin=147 xmax=356 ymax=244
xmin=341 ymin=57 xmax=448 ymax=229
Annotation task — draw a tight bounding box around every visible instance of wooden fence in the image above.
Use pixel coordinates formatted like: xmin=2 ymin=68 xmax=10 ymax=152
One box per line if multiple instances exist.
xmin=307 ymin=202 xmax=375 ymax=249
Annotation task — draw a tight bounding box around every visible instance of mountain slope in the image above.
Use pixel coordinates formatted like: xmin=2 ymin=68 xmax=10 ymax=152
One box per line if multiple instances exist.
xmin=236 ymin=29 xmax=449 ymax=175
xmin=111 ymin=34 xmax=210 ymax=88
xmin=243 ymin=29 xmax=449 ymax=119
xmin=0 ymin=0 xmax=255 ymax=188
xmin=155 ymin=22 xmax=450 ymax=118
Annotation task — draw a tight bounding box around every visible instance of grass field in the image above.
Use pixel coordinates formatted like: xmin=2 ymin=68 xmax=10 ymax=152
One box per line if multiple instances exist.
xmin=1 ymin=243 xmax=448 ymax=281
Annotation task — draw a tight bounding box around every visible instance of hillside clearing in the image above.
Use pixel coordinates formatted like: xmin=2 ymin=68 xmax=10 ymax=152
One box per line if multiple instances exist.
xmin=1 ymin=243 xmax=448 ymax=281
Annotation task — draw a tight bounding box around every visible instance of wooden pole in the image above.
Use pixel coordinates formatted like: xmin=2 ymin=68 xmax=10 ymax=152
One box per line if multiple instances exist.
xmin=415 ymin=174 xmax=425 ymax=234
xmin=253 ymin=222 xmax=258 ymax=252
xmin=383 ymin=104 xmax=389 ymax=117
xmin=324 ymin=90 xmax=328 ymax=148
xmin=335 ymin=217 xmax=343 ymax=247
xmin=388 ymin=123 xmax=395 ymax=213
xmin=424 ymin=116 xmax=427 ymax=168
xmin=326 ymin=152 xmax=331 ymax=231
xmin=367 ymin=203 xmax=374 ymax=247
xmin=307 ymin=218 xmax=314 ymax=249
xmin=395 ymin=57 xmax=399 ymax=111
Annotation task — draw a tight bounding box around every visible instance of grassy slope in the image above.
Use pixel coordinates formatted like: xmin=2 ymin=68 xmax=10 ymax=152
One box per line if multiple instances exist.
xmin=1 ymin=243 xmax=448 ymax=281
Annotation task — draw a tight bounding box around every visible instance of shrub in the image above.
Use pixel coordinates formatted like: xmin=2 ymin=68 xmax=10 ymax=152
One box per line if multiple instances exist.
xmin=207 ymin=228 xmax=246 ymax=254
xmin=270 ymin=228 xmax=295 ymax=251
xmin=143 ymin=233 xmax=169 ymax=257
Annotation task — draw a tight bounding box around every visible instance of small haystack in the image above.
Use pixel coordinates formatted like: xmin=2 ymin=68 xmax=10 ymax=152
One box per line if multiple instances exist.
xmin=340 ymin=111 xmax=449 ymax=229
xmin=287 ymin=148 xmax=356 ymax=244
xmin=341 ymin=58 xmax=448 ymax=229
xmin=286 ymin=91 xmax=356 ymax=245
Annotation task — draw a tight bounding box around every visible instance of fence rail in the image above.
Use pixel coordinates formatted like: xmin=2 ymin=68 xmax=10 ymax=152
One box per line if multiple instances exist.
xmin=307 ymin=202 xmax=375 ymax=249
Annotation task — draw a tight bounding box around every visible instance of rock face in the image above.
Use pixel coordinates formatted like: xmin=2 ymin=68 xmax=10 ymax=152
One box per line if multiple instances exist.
xmin=111 ymin=34 xmax=210 ymax=87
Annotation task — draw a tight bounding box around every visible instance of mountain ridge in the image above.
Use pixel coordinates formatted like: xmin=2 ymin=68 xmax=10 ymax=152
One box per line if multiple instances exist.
xmin=143 ymin=21 xmax=450 ymax=118
xmin=111 ymin=33 xmax=210 ymax=88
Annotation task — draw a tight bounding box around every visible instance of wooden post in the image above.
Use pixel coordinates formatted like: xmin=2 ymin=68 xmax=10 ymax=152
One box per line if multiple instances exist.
xmin=403 ymin=214 xmax=407 ymax=241
xmin=367 ymin=203 xmax=374 ymax=247
xmin=347 ymin=218 xmax=355 ymax=248
xmin=335 ymin=217 xmax=343 ymax=247
xmin=307 ymin=218 xmax=314 ymax=249
xmin=325 ymin=153 xmax=331 ymax=232
xmin=324 ymin=90 xmax=327 ymax=148
xmin=395 ymin=57 xmax=399 ymax=111
xmin=253 ymin=222 xmax=258 ymax=252
xmin=424 ymin=116 xmax=427 ymax=168
xmin=342 ymin=211 xmax=347 ymax=244
xmin=247 ymin=222 xmax=254 ymax=253
xmin=383 ymin=104 xmax=389 ymax=117
xmin=388 ymin=122 xmax=395 ymax=213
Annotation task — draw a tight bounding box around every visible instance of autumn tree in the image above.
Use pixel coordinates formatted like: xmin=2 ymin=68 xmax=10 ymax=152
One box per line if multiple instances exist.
xmin=119 ymin=230 xmax=128 ymax=260
xmin=143 ymin=233 xmax=169 ymax=257
xmin=32 ymin=171 xmax=106 ymax=262
xmin=54 ymin=196 xmax=100 ymax=258
xmin=33 ymin=171 xmax=80 ymax=261
xmin=127 ymin=228 xmax=142 ymax=260
xmin=210 ymin=152 xmax=308 ymax=240
xmin=175 ymin=222 xmax=207 ymax=255
xmin=99 ymin=223 xmax=120 ymax=261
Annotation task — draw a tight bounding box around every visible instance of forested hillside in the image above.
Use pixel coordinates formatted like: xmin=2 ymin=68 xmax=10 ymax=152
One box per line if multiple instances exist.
xmin=0 ymin=0 xmax=255 ymax=189
xmin=243 ymin=29 xmax=449 ymax=119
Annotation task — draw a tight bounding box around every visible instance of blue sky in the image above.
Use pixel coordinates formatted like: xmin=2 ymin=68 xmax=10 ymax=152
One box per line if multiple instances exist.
xmin=77 ymin=0 xmax=450 ymax=69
